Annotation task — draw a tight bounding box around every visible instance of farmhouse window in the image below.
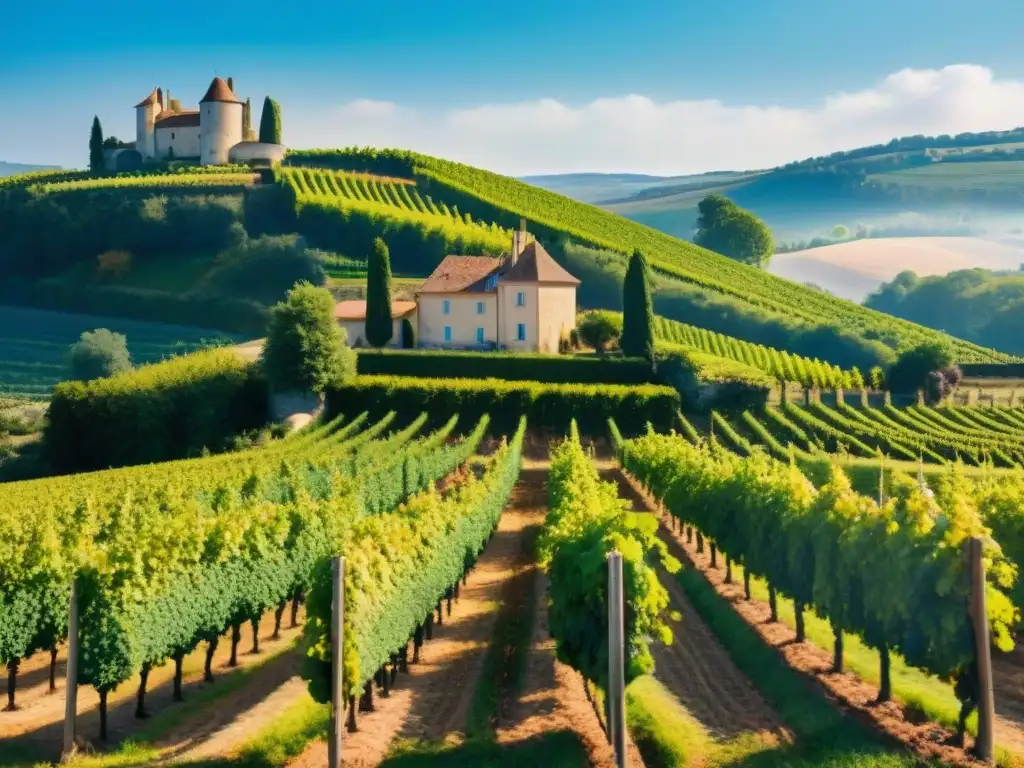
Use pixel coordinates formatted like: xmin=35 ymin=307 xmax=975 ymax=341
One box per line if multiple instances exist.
xmin=476 ymin=301 xmax=485 ymax=315
xmin=516 ymin=291 xmax=525 ymax=307
xmin=476 ymin=327 xmax=485 ymax=343
xmin=516 ymin=323 xmax=526 ymax=341
xmin=444 ymin=326 xmax=452 ymax=342
xmin=443 ymin=300 xmax=451 ymax=315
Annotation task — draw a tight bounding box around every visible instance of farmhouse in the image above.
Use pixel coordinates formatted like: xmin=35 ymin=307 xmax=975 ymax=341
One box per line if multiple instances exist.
xmin=334 ymin=299 xmax=417 ymax=348
xmin=106 ymin=77 xmax=286 ymax=169
xmin=335 ymin=224 xmax=579 ymax=353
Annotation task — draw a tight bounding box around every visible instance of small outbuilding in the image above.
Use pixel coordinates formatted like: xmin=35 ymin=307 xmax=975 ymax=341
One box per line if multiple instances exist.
xmin=229 ymin=141 xmax=287 ymax=166
xmin=334 ymin=300 xmax=417 ymax=348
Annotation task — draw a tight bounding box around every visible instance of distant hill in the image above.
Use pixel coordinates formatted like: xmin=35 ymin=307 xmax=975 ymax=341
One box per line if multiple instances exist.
xmin=0 ymin=161 xmax=61 ymax=178
xmin=526 ymin=127 xmax=1024 ymax=243
xmin=768 ymin=237 xmax=1024 ymax=302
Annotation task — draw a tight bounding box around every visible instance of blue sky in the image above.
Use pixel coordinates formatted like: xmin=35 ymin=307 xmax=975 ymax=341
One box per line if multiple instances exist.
xmin=6 ymin=0 xmax=1024 ymax=173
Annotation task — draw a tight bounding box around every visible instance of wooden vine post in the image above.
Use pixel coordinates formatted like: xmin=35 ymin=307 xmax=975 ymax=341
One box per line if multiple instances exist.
xmin=607 ymin=551 xmax=626 ymax=768
xmin=329 ymin=556 xmax=346 ymax=768
xmin=62 ymin=578 xmax=79 ymax=760
xmin=967 ymin=537 xmax=995 ymax=763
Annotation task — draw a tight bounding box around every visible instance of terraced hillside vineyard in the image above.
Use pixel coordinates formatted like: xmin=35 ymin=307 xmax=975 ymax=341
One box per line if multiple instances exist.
xmin=653 ymin=314 xmax=861 ymax=388
xmin=286 ymin=148 xmax=1010 ymax=363
xmin=278 ymin=166 xmax=511 ymax=254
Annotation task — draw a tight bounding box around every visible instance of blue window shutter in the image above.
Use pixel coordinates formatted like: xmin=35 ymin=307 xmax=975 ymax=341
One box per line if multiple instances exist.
xmin=444 ymin=326 xmax=451 ymax=342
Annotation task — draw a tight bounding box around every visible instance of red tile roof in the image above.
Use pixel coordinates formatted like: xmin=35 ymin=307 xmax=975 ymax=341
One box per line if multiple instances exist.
xmin=502 ymin=241 xmax=580 ymax=285
xmin=334 ymin=300 xmax=417 ymax=321
xmin=155 ymin=111 xmax=200 ymax=128
xmin=418 ymin=256 xmax=503 ymax=294
xmin=200 ymin=77 xmax=242 ymax=105
xmin=135 ymin=89 xmax=160 ymax=108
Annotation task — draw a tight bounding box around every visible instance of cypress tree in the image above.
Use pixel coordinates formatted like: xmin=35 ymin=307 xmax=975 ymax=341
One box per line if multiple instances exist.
xmin=243 ymin=98 xmax=252 ymax=140
xmin=89 ymin=116 xmax=105 ymax=173
xmin=259 ymin=97 xmax=282 ymax=144
xmin=365 ymin=237 xmax=394 ymax=348
xmin=621 ymin=248 xmax=655 ymax=360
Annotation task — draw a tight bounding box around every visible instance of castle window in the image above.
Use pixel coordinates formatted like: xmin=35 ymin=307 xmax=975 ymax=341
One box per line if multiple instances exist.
xmin=171 ymin=132 xmax=175 ymax=140
xmin=516 ymin=291 xmax=525 ymax=307
xmin=516 ymin=323 xmax=526 ymax=342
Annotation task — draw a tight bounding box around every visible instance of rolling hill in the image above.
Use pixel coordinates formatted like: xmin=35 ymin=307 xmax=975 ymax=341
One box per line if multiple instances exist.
xmin=770 ymin=236 xmax=1024 ymax=302
xmin=526 ymin=126 xmax=1024 ymax=245
xmin=1 ymin=152 xmax=1015 ymax=374
xmin=0 ymin=161 xmax=61 ymax=177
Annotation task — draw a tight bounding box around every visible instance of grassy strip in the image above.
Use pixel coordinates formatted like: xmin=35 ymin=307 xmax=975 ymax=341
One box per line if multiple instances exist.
xmin=48 ymin=641 xmax=301 ymax=768
xmin=626 ymin=676 xmax=710 ymax=768
xmin=668 ymin=565 xmax=930 ymax=767
xmin=379 ymin=731 xmax=590 ymax=767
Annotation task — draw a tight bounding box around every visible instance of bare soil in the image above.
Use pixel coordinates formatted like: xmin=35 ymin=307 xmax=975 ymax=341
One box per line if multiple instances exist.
xmin=601 ymin=467 xmax=791 ymax=749
xmin=496 ymin=466 xmax=643 ymax=768
xmin=289 ymin=470 xmax=549 ymax=768
xmin=615 ymin=467 xmax=1012 ymax=768
xmin=0 ymin=605 xmax=306 ymax=761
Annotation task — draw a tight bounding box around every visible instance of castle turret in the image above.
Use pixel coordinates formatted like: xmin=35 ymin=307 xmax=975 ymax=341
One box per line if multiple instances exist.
xmin=134 ymin=88 xmax=163 ymax=160
xmin=199 ymin=77 xmax=243 ymax=165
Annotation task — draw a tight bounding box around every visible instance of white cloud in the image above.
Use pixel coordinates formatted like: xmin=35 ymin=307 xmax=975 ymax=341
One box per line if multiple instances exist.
xmin=288 ymin=64 xmax=1024 ymax=176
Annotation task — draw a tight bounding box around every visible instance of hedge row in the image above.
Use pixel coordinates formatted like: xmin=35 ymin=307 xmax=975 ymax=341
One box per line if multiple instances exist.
xmin=355 ymin=349 xmax=655 ymax=385
xmin=959 ymin=363 xmax=1024 ymax=378
xmin=327 ymin=375 xmax=679 ymax=435
xmin=44 ymin=349 xmax=268 ymax=473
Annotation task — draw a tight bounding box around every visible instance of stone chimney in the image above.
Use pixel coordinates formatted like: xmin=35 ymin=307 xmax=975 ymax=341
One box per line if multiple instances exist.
xmin=157 ymin=87 xmax=164 ymax=109
xmin=509 ymin=218 xmax=528 ymax=265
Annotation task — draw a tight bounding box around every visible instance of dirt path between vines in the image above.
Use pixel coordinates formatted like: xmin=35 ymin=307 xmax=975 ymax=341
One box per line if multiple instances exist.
xmin=288 ymin=471 xmax=545 ymax=768
xmin=496 ymin=464 xmax=643 ymax=768
xmin=613 ymin=467 xmax=1019 ymax=767
xmin=0 ymin=606 xmax=306 ymax=761
xmin=603 ymin=468 xmax=791 ymax=748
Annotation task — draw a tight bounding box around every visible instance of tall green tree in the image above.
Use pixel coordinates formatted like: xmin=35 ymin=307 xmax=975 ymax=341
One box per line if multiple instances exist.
xmin=621 ymin=248 xmax=655 ymax=360
xmin=365 ymin=237 xmax=394 ymax=347
xmin=260 ymin=282 xmax=355 ymax=393
xmin=89 ymin=116 xmax=105 ymax=173
xmin=242 ymin=97 xmax=252 ymax=140
xmin=258 ymin=97 xmax=282 ymax=144
xmin=694 ymin=194 xmax=774 ymax=268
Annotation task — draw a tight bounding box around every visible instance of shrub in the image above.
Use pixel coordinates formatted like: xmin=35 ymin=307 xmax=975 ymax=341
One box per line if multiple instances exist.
xmin=576 ymin=310 xmax=622 ymax=352
xmin=261 ymin=282 xmax=356 ymax=394
xmin=887 ymin=342 xmax=954 ymax=393
xmin=68 ymin=328 xmax=132 ymax=382
xmin=354 ymin=349 xmax=654 ymax=385
xmin=326 ymin=375 xmax=679 ymax=435
xmin=45 ymin=348 xmax=268 ymax=473
xmin=658 ymin=343 xmax=772 ymax=412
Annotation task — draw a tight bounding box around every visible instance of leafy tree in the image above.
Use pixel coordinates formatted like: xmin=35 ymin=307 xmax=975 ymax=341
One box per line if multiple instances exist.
xmin=68 ymin=329 xmax=131 ymax=381
xmin=886 ymin=342 xmax=954 ymax=394
xmin=365 ymin=238 xmax=393 ymax=347
xmin=693 ymin=194 xmax=774 ymax=267
xmin=260 ymin=282 xmax=355 ymax=394
xmin=621 ymin=249 xmax=655 ymax=359
xmin=204 ymin=234 xmax=325 ymax=305
xmin=576 ymin=310 xmax=622 ymax=352
xmin=259 ymin=97 xmax=282 ymax=144
xmin=89 ymin=117 xmax=105 ymax=173
xmin=850 ymin=367 xmax=866 ymax=390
